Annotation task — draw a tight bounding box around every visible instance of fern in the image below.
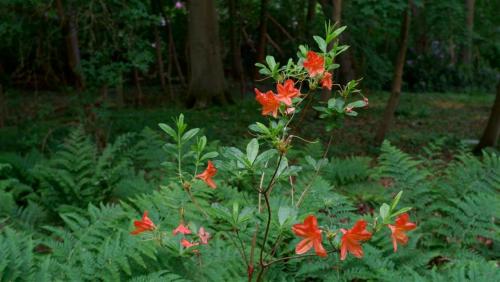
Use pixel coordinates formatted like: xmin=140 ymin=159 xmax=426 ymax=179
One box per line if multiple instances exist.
xmin=32 ymin=128 xmax=136 ymax=211
xmin=323 ymin=156 xmax=371 ymax=186
xmin=42 ymin=203 xmax=158 ymax=281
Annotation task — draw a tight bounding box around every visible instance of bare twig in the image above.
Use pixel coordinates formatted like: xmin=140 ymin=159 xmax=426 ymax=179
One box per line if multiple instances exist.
xmin=295 ymin=132 xmax=334 ymax=208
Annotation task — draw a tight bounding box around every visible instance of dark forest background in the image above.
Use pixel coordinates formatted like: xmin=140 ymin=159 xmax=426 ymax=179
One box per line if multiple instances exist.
xmin=0 ymin=0 xmax=499 ymax=152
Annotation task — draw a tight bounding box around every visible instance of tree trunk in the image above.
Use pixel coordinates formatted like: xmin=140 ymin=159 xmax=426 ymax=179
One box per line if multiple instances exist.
xmin=0 ymin=84 xmax=5 ymax=128
xmin=474 ymin=82 xmax=500 ymax=153
xmin=320 ymin=0 xmax=342 ymax=102
xmin=228 ymin=0 xmax=246 ymax=97
xmin=154 ymin=27 xmax=168 ymax=96
xmin=462 ymin=0 xmax=475 ymax=65
xmin=55 ymin=0 xmax=83 ymax=89
xmin=134 ymin=69 xmax=144 ymax=106
xmin=116 ymin=74 xmax=124 ymax=107
xmin=159 ymin=1 xmax=186 ymax=90
xmin=254 ymin=0 xmax=269 ymax=79
xmin=187 ymin=0 xmax=227 ymax=108
xmin=304 ymin=0 xmax=317 ymax=39
xmin=374 ymin=0 xmax=412 ymax=145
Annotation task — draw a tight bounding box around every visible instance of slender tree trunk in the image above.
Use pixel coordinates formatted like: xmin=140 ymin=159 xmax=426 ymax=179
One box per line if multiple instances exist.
xmin=304 ymin=0 xmax=317 ymax=39
xmin=474 ymin=82 xmax=500 ymax=153
xmin=462 ymin=0 xmax=475 ymax=65
xmin=0 ymin=84 xmax=5 ymax=128
xmin=101 ymin=85 xmax=108 ymax=101
xmin=320 ymin=0 xmax=342 ymax=102
xmin=116 ymin=74 xmax=124 ymax=107
xmin=55 ymin=0 xmax=83 ymax=89
xmin=187 ymin=0 xmax=227 ymax=108
xmin=134 ymin=69 xmax=144 ymax=106
xmin=154 ymin=27 xmax=168 ymax=96
xmin=374 ymin=0 xmax=412 ymax=145
xmin=228 ymin=0 xmax=246 ymax=97
xmin=254 ymin=0 xmax=269 ymax=79
xmin=160 ymin=12 xmax=186 ymax=89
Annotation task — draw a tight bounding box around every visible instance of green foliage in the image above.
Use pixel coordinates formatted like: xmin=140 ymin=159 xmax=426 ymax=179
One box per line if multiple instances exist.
xmin=1 ymin=125 xmax=499 ymax=281
xmin=31 ymin=127 xmax=135 ymax=212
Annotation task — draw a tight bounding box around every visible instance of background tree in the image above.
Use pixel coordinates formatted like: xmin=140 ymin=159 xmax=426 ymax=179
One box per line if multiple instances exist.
xmin=375 ymin=0 xmax=413 ymax=145
xmin=186 ymin=0 xmax=227 ymax=107
xmin=462 ymin=0 xmax=475 ymax=65
xmin=475 ymin=81 xmax=500 ymax=153
xmin=254 ymin=0 xmax=270 ymax=79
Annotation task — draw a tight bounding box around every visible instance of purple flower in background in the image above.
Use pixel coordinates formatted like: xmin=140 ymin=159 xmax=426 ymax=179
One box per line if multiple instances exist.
xmin=175 ymin=1 xmax=184 ymax=9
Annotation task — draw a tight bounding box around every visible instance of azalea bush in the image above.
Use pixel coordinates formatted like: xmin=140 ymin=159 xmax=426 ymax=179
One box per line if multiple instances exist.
xmin=130 ymin=24 xmax=417 ymax=281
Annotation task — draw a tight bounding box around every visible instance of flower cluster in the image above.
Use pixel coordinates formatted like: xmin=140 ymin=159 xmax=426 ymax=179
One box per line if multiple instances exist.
xmin=131 ymin=212 xmax=211 ymax=250
xmin=292 ymin=213 xmax=416 ymax=260
xmin=304 ymin=51 xmax=332 ymax=90
xmin=254 ymin=50 xmax=337 ymax=119
xmin=254 ymin=79 xmax=300 ymax=117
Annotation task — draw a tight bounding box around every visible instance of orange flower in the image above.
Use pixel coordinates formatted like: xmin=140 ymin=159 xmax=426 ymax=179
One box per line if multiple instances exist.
xmin=303 ymin=51 xmax=325 ymax=77
xmin=321 ymin=72 xmax=332 ymax=90
xmin=173 ymin=223 xmax=192 ymax=235
xmin=181 ymin=238 xmax=199 ymax=248
xmin=196 ymin=161 xmax=217 ymax=188
xmin=292 ymin=215 xmax=327 ymax=257
xmin=276 ymin=79 xmax=300 ymax=106
xmin=340 ymin=219 xmax=372 ymax=260
xmin=388 ymin=213 xmax=416 ymax=252
xmin=131 ymin=211 xmax=156 ymax=235
xmin=255 ymin=88 xmax=280 ymax=117
xmin=198 ymin=227 xmax=210 ymax=245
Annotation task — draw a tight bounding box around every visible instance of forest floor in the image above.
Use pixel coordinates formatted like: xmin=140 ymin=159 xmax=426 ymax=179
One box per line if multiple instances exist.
xmin=0 ymin=91 xmax=495 ymax=156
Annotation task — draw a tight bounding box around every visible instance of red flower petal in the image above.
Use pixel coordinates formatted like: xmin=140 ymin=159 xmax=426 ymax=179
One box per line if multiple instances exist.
xmin=339 ymin=219 xmax=372 ymax=260
xmin=292 ymin=215 xmax=327 ymax=257
xmin=173 ymin=223 xmax=192 ymax=235
xmin=130 ymin=211 xmax=156 ymax=235
xmin=196 ymin=161 xmax=217 ymax=189
xmin=303 ymin=51 xmax=325 ymax=77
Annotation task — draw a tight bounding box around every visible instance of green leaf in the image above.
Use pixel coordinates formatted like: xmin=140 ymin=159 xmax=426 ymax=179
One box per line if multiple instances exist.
xmin=391 ymin=207 xmax=412 ymax=218
xmin=201 ymin=151 xmax=219 ymax=161
xmin=313 ymin=36 xmax=327 ymax=53
xmin=254 ymin=149 xmax=277 ymax=166
xmin=225 ymin=147 xmax=249 ymax=167
xmin=266 ymin=56 xmax=276 ymax=69
xmin=334 ymin=99 xmax=345 ymax=112
xmin=327 ymin=98 xmax=336 ymax=109
xmin=249 ymin=122 xmax=271 ymax=135
xmin=198 ymin=136 xmax=207 ymax=152
xmin=246 ymin=139 xmax=259 ymax=164
xmin=345 ymin=110 xmax=358 ymax=116
xmin=391 ymin=191 xmax=403 ymax=211
xmin=332 ymin=26 xmax=347 ymax=39
xmin=346 ymin=100 xmax=367 ymax=109
xmin=158 ymin=123 xmax=177 ymax=140
xmin=181 ymin=128 xmax=200 ymax=142
xmin=313 ymin=106 xmax=328 ymax=113
xmin=278 ymin=206 xmax=298 ymax=226
xmin=380 ymin=203 xmax=390 ymax=222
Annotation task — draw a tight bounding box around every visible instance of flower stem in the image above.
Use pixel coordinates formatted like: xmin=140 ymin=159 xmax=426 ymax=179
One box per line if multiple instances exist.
xmin=256 ymin=153 xmax=284 ymax=281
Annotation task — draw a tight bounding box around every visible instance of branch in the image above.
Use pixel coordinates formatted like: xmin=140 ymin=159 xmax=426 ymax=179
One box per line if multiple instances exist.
xmin=265 ymin=249 xmax=338 ymax=267
xmin=295 ymin=132 xmax=334 ymax=208
xmin=268 ymin=15 xmax=295 ymax=42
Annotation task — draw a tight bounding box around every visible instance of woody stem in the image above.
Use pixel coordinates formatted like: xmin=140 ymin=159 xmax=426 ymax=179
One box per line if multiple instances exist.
xmin=296 ymin=132 xmax=334 ymax=208
xmin=256 ymin=153 xmax=284 ymax=281
xmin=264 ymin=249 xmax=338 ymax=267
xmin=184 ymin=187 xmax=209 ymax=219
